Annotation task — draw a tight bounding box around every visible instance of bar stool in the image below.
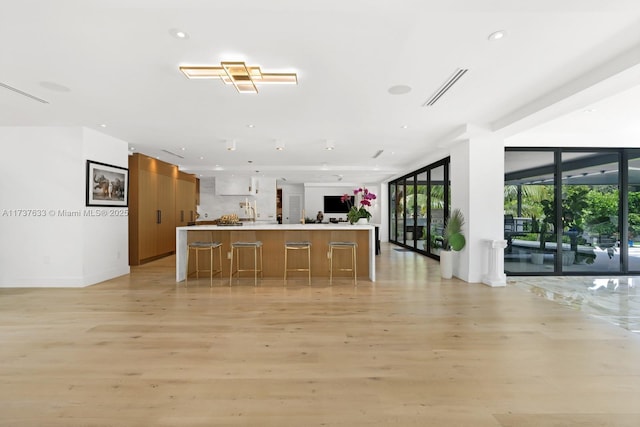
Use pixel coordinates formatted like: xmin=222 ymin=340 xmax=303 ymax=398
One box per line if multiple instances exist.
xmin=186 ymin=236 xmax=223 ymax=286
xmin=229 ymin=241 xmax=263 ymax=286
xmin=284 ymin=241 xmax=312 ymax=285
xmin=328 ymin=241 xmax=357 ymax=285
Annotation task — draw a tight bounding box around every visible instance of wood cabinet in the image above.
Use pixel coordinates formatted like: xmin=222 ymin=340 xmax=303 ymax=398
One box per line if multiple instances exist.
xmin=129 ymin=153 xmax=196 ymax=265
xmin=175 ymin=171 xmax=197 ymax=227
xmin=195 ymin=178 xmax=200 ymax=206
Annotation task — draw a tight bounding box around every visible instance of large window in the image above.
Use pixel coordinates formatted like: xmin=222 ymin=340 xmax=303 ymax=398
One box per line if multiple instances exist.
xmin=504 ymin=150 xmax=556 ymax=273
xmin=561 ymin=152 xmax=620 ymax=273
xmin=390 ymin=183 xmax=398 ymax=242
xmin=389 ymin=158 xmax=449 ymax=259
xmin=628 ymin=150 xmax=640 ymax=272
xmin=429 ymin=165 xmax=446 ymax=257
xmin=405 ymin=175 xmax=417 ymax=248
xmin=505 ymin=148 xmax=639 ymax=275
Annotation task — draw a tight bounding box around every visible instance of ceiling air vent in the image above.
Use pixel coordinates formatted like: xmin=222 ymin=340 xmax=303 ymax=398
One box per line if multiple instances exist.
xmin=161 ymin=149 xmax=185 ymax=159
xmin=422 ymin=68 xmax=468 ymax=107
xmin=0 ymin=81 xmax=49 ymax=104
xmin=372 ymin=149 xmax=384 ymax=159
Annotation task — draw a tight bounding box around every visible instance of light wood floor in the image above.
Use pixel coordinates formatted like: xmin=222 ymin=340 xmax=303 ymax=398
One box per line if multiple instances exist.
xmin=2 ymin=243 xmax=640 ymax=426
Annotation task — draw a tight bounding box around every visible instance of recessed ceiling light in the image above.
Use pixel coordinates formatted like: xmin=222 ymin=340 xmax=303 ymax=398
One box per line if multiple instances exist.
xmin=275 ymin=140 xmax=285 ymax=151
xmin=169 ymin=29 xmax=189 ymax=39
xmin=181 ymin=147 xmax=186 ymax=151
xmin=247 ymin=124 xmax=255 ymax=128
xmin=129 ymin=147 xmax=135 ymax=151
xmin=401 ymin=125 xmax=408 ymax=129
xmin=99 ymin=124 xmax=107 ymax=128
xmin=388 ymin=85 xmax=412 ymax=95
xmin=199 ymin=156 xmax=204 ymax=160
xmin=488 ymin=30 xmax=506 ymax=41
xmin=584 ymin=108 xmax=597 ymax=113
xmin=325 ymin=140 xmax=335 ymax=151
xmin=226 ymin=140 xmax=236 ymax=151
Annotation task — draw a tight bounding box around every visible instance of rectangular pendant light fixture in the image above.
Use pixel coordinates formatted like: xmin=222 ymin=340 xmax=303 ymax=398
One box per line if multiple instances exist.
xmin=180 ymin=61 xmax=297 ymax=94
xmin=222 ymin=62 xmax=258 ymax=93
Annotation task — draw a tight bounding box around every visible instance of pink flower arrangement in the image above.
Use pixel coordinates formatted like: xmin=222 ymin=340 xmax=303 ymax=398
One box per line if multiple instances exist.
xmin=342 ymin=187 xmax=377 ymax=223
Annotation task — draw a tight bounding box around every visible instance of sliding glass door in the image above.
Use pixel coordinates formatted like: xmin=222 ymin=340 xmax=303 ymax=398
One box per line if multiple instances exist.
xmin=429 ymin=165 xmax=446 ymax=257
xmin=504 ymin=150 xmax=556 ymax=273
xmin=389 ymin=158 xmax=449 ymax=259
xmin=405 ymin=176 xmax=417 ymax=248
xmin=416 ymin=171 xmax=428 ymax=252
xmin=627 ymin=150 xmax=640 ymax=272
xmin=560 ymin=151 xmax=620 ymax=273
xmin=504 ymin=148 xmax=640 ymax=275
xmin=390 ymin=182 xmax=398 ymax=242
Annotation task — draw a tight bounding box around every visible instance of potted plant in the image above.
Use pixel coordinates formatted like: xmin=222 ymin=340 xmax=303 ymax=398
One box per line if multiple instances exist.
xmin=530 ymin=215 xmax=547 ymax=265
xmin=440 ymin=208 xmax=466 ymax=279
xmin=421 ymin=226 xmax=428 ymax=250
xmin=530 ymin=215 xmax=575 ymax=266
xmin=342 ymin=187 xmax=377 ymax=224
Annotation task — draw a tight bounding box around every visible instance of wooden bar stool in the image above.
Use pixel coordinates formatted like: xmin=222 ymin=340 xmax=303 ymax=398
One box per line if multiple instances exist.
xmin=229 ymin=241 xmax=263 ymax=286
xmin=284 ymin=241 xmax=312 ymax=285
xmin=328 ymin=241 xmax=357 ymax=285
xmin=186 ymin=238 xmax=223 ymax=287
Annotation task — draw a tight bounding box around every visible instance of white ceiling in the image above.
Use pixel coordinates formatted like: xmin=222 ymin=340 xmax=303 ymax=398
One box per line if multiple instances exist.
xmin=1 ymin=0 xmax=639 ymax=184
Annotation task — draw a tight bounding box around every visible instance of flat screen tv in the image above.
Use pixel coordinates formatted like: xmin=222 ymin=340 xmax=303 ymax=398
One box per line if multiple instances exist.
xmin=323 ymin=195 xmax=354 ymax=214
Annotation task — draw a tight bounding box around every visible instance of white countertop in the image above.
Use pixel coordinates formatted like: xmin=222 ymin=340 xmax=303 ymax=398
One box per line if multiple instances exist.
xmin=179 ymin=223 xmax=374 ymax=231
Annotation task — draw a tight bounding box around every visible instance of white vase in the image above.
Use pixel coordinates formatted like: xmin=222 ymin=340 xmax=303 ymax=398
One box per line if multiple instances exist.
xmin=356 ymin=218 xmax=369 ymax=225
xmin=562 ymin=251 xmax=575 ymax=266
xmin=530 ymin=252 xmax=544 ymax=265
xmin=440 ymin=250 xmax=453 ymax=279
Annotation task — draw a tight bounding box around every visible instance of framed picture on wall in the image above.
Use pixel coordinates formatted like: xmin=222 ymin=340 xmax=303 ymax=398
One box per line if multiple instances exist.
xmin=86 ymin=160 xmax=129 ymax=207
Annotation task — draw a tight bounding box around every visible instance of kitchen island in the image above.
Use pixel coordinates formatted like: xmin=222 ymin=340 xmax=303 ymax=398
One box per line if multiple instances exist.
xmin=176 ymin=223 xmax=376 ymax=283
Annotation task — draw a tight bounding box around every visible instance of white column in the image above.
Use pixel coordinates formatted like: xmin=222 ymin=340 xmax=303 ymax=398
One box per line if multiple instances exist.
xmin=449 ymin=130 xmax=505 ymax=282
xmin=482 ymin=239 xmax=507 ymax=287
xmin=176 ymin=227 xmax=187 ymax=282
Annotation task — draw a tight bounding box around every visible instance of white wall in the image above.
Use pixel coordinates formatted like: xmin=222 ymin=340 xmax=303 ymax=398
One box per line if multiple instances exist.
xmin=279 ymin=183 xmax=304 ymax=224
xmin=450 ymin=136 xmax=505 ymax=283
xmin=198 ymin=176 xmax=277 ymax=222
xmin=378 ymin=184 xmax=389 ymax=243
xmin=0 ymin=127 xmax=130 ymax=287
xmin=304 ymin=185 xmax=350 ymax=223
xmin=81 ymin=128 xmax=130 ymax=285
xmin=304 ymin=183 xmax=382 ymax=224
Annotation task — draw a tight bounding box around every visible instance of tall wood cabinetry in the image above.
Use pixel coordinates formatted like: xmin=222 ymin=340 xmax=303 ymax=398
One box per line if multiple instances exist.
xmin=129 ymin=153 xmax=197 ymax=265
xmin=175 ymin=171 xmax=198 ymax=227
